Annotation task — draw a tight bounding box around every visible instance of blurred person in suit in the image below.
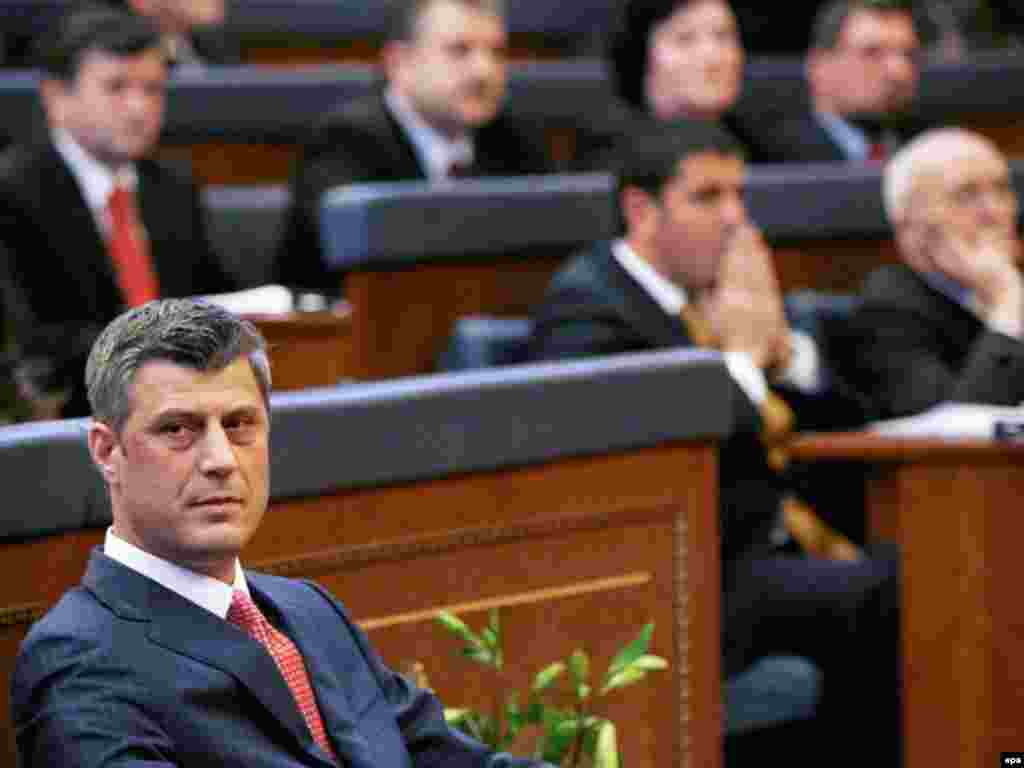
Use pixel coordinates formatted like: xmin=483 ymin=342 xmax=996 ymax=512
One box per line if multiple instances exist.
xmin=833 ymin=127 xmax=1024 ymax=418
xmin=0 ymin=5 xmax=234 ymax=419
xmin=12 ymin=298 xmax=551 ymax=768
xmin=575 ymin=0 xmax=750 ymax=170
xmin=743 ymin=0 xmax=925 ymax=163
xmin=276 ymin=0 xmax=552 ymax=297
xmin=527 ymin=119 xmax=901 ymax=766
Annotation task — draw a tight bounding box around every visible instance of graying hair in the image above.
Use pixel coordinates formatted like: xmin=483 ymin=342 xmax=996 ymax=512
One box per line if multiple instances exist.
xmin=883 ymin=127 xmax=1002 ymax=223
xmin=85 ymin=299 xmax=271 ymax=432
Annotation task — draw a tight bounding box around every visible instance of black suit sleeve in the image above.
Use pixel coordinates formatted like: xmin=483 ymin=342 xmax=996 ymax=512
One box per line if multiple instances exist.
xmin=841 ymin=266 xmax=1024 ymax=419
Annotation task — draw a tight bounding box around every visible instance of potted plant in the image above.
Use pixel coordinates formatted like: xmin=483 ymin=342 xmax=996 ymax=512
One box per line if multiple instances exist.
xmin=433 ymin=609 xmax=667 ymax=768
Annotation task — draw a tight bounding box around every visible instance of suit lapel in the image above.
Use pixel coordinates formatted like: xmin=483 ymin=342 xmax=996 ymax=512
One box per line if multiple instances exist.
xmin=247 ymin=578 xmax=375 ymax=767
xmin=38 ymin=143 xmax=124 ymax=313
xmin=373 ymin=93 xmax=429 ymax=180
xmin=592 ymin=241 xmax=693 ymax=348
xmin=83 ymin=551 xmax=335 ymax=767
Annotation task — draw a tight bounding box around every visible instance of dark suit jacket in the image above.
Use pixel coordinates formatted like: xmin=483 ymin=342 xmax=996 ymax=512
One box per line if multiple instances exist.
xmin=0 ymin=140 xmax=234 ymax=416
xmin=526 ymin=240 xmax=792 ymax=569
xmin=833 ymin=263 xmax=1024 ymax=419
xmin=276 ymin=90 xmax=553 ymax=296
xmin=12 ymin=550 xmax=542 ymax=768
xmin=737 ymin=110 xmax=928 ymax=164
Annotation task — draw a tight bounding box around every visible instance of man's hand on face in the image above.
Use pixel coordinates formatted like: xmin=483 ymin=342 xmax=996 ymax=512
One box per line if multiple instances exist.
xmin=702 ymin=224 xmax=792 ymax=370
xmin=924 ymin=212 xmax=1024 ymax=336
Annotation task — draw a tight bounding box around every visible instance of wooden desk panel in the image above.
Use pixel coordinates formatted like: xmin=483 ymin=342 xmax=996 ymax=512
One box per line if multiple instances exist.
xmin=789 ymin=433 xmax=1024 ymax=768
xmin=0 ymin=440 xmax=720 ymax=768
xmin=249 ymin=309 xmax=353 ymax=390
xmin=343 ymin=240 xmax=897 ymax=381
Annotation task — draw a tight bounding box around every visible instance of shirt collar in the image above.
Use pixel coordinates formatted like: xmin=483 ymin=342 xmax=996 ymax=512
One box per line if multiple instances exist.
xmin=384 ymin=86 xmax=474 ymax=181
xmin=815 ymin=112 xmax=869 ymax=161
xmin=52 ymin=128 xmax=138 ymax=215
xmin=922 ymin=270 xmax=978 ymax=314
xmin=104 ymin=527 xmax=249 ymax=619
xmin=612 ymin=238 xmax=689 ymax=315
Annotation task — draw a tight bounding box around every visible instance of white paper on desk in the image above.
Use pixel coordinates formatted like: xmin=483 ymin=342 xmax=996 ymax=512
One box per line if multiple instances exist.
xmin=198 ymin=285 xmax=294 ymax=316
xmin=869 ymin=402 xmax=1024 ymax=439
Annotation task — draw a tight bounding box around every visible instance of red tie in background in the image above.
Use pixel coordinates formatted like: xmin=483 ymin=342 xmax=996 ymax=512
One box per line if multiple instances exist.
xmin=107 ymin=183 xmax=159 ymax=306
xmin=867 ymin=141 xmax=887 ymax=164
xmin=447 ymin=160 xmax=473 ymax=179
xmin=227 ymin=590 xmax=337 ymax=761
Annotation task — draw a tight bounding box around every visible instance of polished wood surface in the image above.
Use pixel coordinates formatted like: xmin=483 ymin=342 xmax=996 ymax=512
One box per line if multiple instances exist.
xmin=248 ymin=308 xmax=353 ymax=390
xmin=345 ymin=251 xmax=564 ymax=379
xmin=342 ymin=239 xmax=896 ymax=380
xmin=0 ymin=440 xmax=721 ymax=768
xmin=789 ymin=431 xmax=1024 ymax=768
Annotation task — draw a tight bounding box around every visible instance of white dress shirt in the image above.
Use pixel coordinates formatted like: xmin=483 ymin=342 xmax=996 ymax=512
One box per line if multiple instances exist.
xmin=104 ymin=527 xmax=249 ymax=619
xmin=612 ymin=239 xmax=822 ymax=404
xmin=52 ymin=128 xmax=139 ymax=240
xmin=384 ymin=87 xmax=475 ymax=181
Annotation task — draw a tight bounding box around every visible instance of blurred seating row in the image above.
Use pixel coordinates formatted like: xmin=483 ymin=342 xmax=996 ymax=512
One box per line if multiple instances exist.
xmin=4 ymin=54 xmax=1024 ymax=181
xmin=0 ymin=0 xmax=620 ymax=60
xmin=0 ymin=349 xmax=736 ymax=768
xmin=203 ymin=162 xmax=1024 ymax=387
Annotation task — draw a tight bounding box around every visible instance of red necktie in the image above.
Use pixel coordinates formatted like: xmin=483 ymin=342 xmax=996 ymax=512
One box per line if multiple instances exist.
xmin=447 ymin=160 xmax=473 ymax=179
xmin=867 ymin=141 xmax=887 ymax=165
xmin=107 ymin=184 xmax=159 ymax=307
xmin=227 ymin=590 xmax=337 ymax=761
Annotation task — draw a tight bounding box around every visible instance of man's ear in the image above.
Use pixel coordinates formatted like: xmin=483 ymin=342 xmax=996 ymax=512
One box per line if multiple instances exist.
xmin=39 ymin=78 xmax=68 ymax=127
xmin=621 ymin=186 xmax=656 ymax=238
xmin=381 ymin=40 xmax=411 ymax=84
xmin=88 ymin=421 xmax=122 ymax=487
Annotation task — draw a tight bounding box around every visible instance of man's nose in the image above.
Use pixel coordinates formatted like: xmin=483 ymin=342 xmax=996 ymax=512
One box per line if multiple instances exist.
xmin=197 ymin=424 xmax=239 ymax=476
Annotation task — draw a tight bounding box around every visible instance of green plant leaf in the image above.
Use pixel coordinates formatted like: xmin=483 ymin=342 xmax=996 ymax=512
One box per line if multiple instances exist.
xmin=577 ymin=683 xmax=591 ymax=701
xmin=462 ymin=646 xmax=495 ymax=667
xmin=569 ymin=649 xmax=590 ymax=687
xmin=629 ymin=654 xmax=668 ymax=672
xmin=444 ymin=708 xmax=471 ymax=725
xmin=482 ymin=627 xmax=498 ymax=651
xmin=489 ymin=608 xmax=500 ymax=637
xmin=594 ymin=721 xmax=620 ymax=768
xmin=600 ymin=666 xmax=647 ymax=695
xmin=532 ymin=661 xmax=566 ymax=692
xmin=525 ymin=692 xmax=545 ymax=724
xmin=436 ymin=610 xmax=476 ymax=642
xmin=606 ymin=623 xmax=654 ymax=678
xmin=555 ymin=718 xmax=581 ymax=736
xmin=540 ymin=708 xmax=577 ymax=764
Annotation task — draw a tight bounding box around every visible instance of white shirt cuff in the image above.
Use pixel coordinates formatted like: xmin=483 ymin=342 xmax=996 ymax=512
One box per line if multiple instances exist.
xmin=723 ymin=351 xmax=769 ymax=405
xmin=776 ymin=331 xmax=823 ymax=393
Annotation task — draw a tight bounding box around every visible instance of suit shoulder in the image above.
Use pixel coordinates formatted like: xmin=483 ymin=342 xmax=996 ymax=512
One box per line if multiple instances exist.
xmin=860 ymin=263 xmax=926 ymax=303
xmin=306 ymin=95 xmax=389 ymax=150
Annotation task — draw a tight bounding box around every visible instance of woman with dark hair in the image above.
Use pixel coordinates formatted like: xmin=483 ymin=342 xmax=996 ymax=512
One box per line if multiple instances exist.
xmin=576 ymin=0 xmax=750 ymax=169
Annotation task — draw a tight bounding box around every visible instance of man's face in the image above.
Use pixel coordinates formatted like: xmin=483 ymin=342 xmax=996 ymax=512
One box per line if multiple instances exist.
xmin=645 ymin=0 xmax=744 ymax=121
xmin=44 ymin=47 xmax=167 ymax=167
xmin=901 ymin=144 xmax=1019 ymax=267
xmin=89 ymin=357 xmax=270 ymax=583
xmin=637 ymin=151 xmax=748 ymax=293
xmin=387 ymin=0 xmax=508 ymax=137
xmin=812 ymin=8 xmax=920 ymax=117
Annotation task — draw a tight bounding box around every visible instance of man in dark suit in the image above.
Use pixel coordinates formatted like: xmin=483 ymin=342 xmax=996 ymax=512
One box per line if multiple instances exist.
xmin=527 ymin=119 xmax=900 ymax=766
xmin=0 ymin=6 xmax=234 ymax=418
xmin=276 ymin=0 xmax=552 ymax=296
xmin=834 ymin=127 xmax=1024 ymax=419
xmin=742 ymin=0 xmax=924 ymax=164
xmin=12 ymin=298 xmax=549 ymax=768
